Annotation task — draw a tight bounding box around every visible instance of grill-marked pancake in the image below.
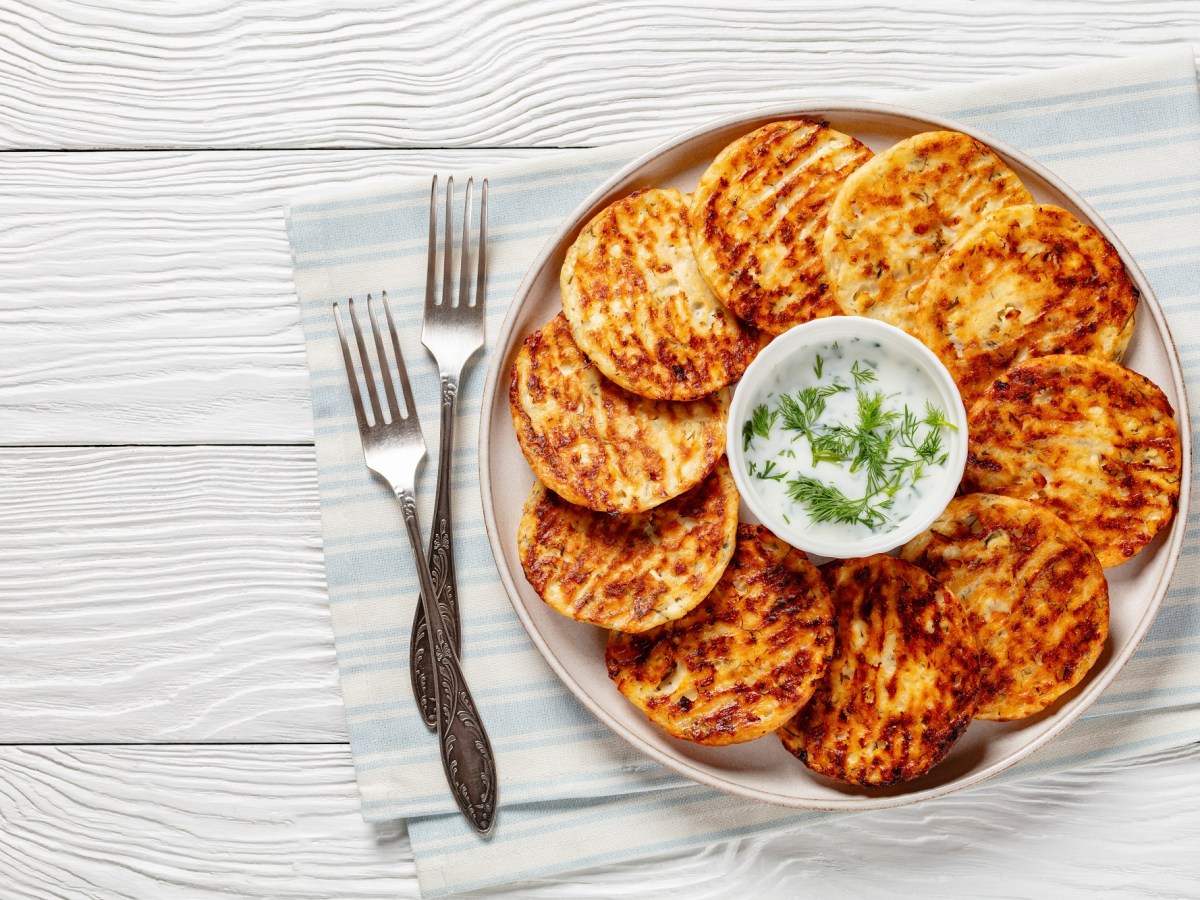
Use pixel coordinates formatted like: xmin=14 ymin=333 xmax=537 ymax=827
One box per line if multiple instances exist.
xmin=560 ymin=188 xmax=760 ymax=400
xmin=780 ymin=554 xmax=980 ymax=786
xmin=509 ymin=314 xmax=728 ymax=514
xmin=901 ymin=493 xmax=1109 ymax=720
xmin=605 ymin=524 xmax=834 ymax=746
xmin=688 ymin=119 xmax=873 ymax=334
xmin=913 ymin=204 xmax=1138 ymax=408
xmin=518 ymin=459 xmax=739 ymax=633
xmin=964 ymin=355 xmax=1182 ymax=567
xmin=823 ymin=130 xmax=1033 ymax=331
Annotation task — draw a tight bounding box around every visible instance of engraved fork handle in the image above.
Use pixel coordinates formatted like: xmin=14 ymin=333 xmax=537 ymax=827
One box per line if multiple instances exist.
xmin=398 ymin=486 xmax=497 ymax=835
xmin=409 ymin=372 xmax=462 ymax=728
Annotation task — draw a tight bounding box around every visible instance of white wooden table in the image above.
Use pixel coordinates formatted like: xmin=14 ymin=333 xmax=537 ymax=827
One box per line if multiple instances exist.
xmin=3 ymin=2 xmax=1199 ymax=896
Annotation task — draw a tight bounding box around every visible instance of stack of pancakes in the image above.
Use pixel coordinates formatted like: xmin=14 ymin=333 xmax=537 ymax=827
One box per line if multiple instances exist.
xmin=508 ymin=120 xmax=1183 ymax=787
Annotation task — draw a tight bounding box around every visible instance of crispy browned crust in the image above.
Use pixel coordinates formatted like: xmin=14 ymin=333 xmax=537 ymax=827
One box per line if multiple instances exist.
xmin=560 ymin=188 xmax=761 ymax=400
xmin=913 ymin=204 xmax=1139 ymax=409
xmin=688 ymin=119 xmax=873 ymax=334
xmin=964 ymin=355 xmax=1182 ymax=567
xmin=517 ymin=460 xmax=739 ymax=633
xmin=508 ymin=314 xmax=727 ymax=514
xmin=823 ymin=130 xmax=1033 ymax=331
xmin=780 ymin=554 xmax=980 ymax=786
xmin=605 ymin=524 xmax=835 ymax=746
xmin=900 ymin=493 xmax=1109 ymax=720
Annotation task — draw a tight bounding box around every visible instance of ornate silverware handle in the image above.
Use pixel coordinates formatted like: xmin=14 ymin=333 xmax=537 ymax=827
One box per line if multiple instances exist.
xmin=410 ymin=372 xmax=463 ymax=728
xmin=399 ymin=487 xmax=497 ymax=835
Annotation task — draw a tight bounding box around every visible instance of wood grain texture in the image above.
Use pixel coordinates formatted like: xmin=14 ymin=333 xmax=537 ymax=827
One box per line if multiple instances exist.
xmin=0 ymin=742 xmax=1196 ymax=898
xmin=0 ymin=745 xmax=416 ymax=899
xmin=1 ymin=1 xmax=1198 ymax=149
xmin=0 ymin=445 xmax=343 ymax=742
xmin=0 ymin=148 xmax=538 ymax=445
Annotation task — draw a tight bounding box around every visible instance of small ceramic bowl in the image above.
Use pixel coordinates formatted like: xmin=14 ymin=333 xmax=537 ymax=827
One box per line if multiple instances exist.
xmin=726 ymin=316 xmax=968 ymax=558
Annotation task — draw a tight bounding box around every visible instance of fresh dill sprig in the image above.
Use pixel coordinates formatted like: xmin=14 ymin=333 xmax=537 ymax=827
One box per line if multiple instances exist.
xmin=814 ymin=354 xmax=824 ymax=379
xmin=785 ymin=475 xmax=888 ymax=528
xmin=899 ymin=405 xmax=920 ymax=446
xmin=850 ymin=360 xmax=877 ymax=388
xmin=742 ymin=403 xmax=777 ymax=451
xmin=914 ymin=427 xmax=945 ymax=464
xmin=922 ymin=401 xmax=958 ymax=430
xmin=778 ymin=384 xmax=845 ymax=441
xmin=755 ymin=459 xmax=786 ymax=482
xmin=846 ymin=390 xmax=899 ymax=483
xmin=810 ymin=428 xmax=853 ymax=466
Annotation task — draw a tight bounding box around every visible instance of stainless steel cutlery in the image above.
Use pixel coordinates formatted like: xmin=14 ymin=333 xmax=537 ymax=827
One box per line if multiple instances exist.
xmin=331 ymin=175 xmax=495 ymax=834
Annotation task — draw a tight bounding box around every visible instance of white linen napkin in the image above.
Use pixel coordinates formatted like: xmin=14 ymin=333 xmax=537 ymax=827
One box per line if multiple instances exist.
xmin=286 ymin=46 xmax=1200 ymax=897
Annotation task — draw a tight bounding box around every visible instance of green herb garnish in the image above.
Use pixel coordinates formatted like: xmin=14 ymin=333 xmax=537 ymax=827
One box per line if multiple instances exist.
xmin=755 ymin=459 xmax=786 ymax=482
xmin=742 ymin=403 xmax=777 ymax=451
xmin=742 ymin=354 xmax=956 ymax=531
xmin=850 ymin=360 xmax=877 ymax=388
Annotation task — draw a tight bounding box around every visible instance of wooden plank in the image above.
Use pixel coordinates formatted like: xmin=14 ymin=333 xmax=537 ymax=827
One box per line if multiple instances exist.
xmin=0 ymin=742 xmax=1197 ymax=898
xmin=0 ymin=745 xmax=416 ymax=899
xmin=0 ymin=148 xmax=539 ymax=445
xmin=0 ymin=445 xmax=344 ymax=742
xmin=0 ymin=1 xmax=1197 ymax=149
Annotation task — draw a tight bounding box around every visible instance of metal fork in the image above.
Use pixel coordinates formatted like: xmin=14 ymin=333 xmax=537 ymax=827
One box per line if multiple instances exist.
xmin=333 ymin=291 xmax=496 ymax=835
xmin=409 ymin=175 xmax=487 ymax=728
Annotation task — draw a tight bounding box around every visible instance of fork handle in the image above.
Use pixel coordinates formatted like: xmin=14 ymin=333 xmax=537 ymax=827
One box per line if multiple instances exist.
xmin=409 ymin=372 xmax=463 ymax=728
xmin=398 ymin=487 xmax=497 ymax=836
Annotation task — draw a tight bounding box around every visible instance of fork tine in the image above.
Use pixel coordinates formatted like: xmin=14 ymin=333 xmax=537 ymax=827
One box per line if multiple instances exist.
xmin=475 ymin=179 xmax=488 ymax=311
xmin=424 ymin=175 xmax=439 ymax=315
xmin=366 ymin=293 xmax=401 ymax=420
xmin=333 ymin=300 xmax=370 ymax=430
xmin=457 ymin=177 xmax=474 ymax=309
xmin=381 ymin=290 xmax=419 ymax=420
xmin=347 ymin=295 xmax=384 ymax=427
xmin=441 ymin=175 xmax=454 ymax=307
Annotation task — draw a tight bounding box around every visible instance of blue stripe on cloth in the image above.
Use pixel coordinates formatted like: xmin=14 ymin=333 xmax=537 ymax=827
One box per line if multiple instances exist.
xmin=950 ymin=85 xmax=1200 ymax=152
xmin=943 ymin=75 xmax=1198 ymax=120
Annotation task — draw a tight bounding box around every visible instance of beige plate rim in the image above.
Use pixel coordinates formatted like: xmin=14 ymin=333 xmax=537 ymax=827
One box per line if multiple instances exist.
xmin=478 ymin=100 xmax=1193 ymax=811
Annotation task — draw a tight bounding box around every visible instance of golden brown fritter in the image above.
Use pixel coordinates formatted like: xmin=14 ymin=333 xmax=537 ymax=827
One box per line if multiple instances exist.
xmin=605 ymin=524 xmax=834 ymax=746
xmin=561 ymin=188 xmax=761 ymax=401
xmin=912 ymin=204 xmax=1138 ymax=408
xmin=518 ymin=459 xmax=739 ymax=633
xmin=964 ymin=355 xmax=1182 ymax=567
xmin=901 ymin=493 xmax=1109 ymax=720
xmin=823 ymin=130 xmax=1033 ymax=331
xmin=508 ymin=313 xmax=728 ymax=514
xmin=780 ymin=554 xmax=980 ymax=786
xmin=689 ymin=119 xmax=873 ymax=334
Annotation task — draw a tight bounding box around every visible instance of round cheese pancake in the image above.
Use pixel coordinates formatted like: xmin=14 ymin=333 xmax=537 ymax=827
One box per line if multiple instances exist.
xmin=518 ymin=459 xmax=739 ymax=633
xmin=901 ymin=493 xmax=1109 ymax=721
xmin=913 ymin=204 xmax=1139 ymax=408
xmin=560 ymin=187 xmax=760 ymax=401
xmin=509 ymin=314 xmax=728 ymax=514
xmin=823 ymin=130 xmax=1033 ymax=331
xmin=780 ymin=554 xmax=980 ymax=786
xmin=964 ymin=355 xmax=1182 ymax=567
xmin=605 ymin=524 xmax=834 ymax=746
xmin=688 ymin=119 xmax=873 ymax=334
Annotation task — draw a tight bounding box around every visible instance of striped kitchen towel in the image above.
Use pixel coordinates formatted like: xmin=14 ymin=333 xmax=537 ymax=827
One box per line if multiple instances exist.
xmin=286 ymin=46 xmax=1200 ymax=897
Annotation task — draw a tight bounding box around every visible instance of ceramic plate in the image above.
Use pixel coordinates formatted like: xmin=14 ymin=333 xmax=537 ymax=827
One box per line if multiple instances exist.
xmin=478 ymin=102 xmax=1192 ymax=810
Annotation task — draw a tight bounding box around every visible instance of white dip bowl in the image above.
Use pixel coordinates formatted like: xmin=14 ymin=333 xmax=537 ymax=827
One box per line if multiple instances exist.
xmin=727 ymin=316 xmax=968 ymax=558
